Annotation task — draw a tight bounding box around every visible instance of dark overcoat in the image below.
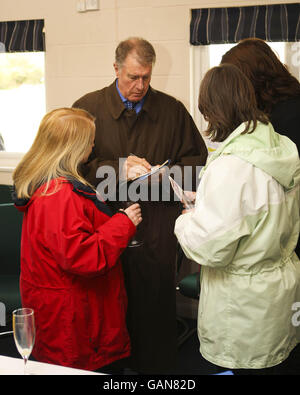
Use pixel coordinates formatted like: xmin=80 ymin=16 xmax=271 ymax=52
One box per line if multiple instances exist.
xmin=73 ymin=81 xmax=208 ymax=373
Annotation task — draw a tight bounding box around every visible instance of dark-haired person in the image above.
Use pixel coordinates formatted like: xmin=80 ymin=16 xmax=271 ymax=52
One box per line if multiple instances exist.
xmin=175 ymin=64 xmax=300 ymax=375
xmin=221 ymin=38 xmax=300 ymax=283
xmin=73 ymin=37 xmax=208 ymax=374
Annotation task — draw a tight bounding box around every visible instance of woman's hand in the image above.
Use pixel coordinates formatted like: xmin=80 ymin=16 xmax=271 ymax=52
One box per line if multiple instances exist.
xmin=124 ymin=203 xmax=142 ymax=226
xmin=183 ymin=191 xmax=196 ymax=204
xmin=181 ymin=191 xmax=196 ymax=214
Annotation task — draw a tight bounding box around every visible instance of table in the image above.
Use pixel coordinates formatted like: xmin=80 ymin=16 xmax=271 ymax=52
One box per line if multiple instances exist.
xmin=0 ymin=355 xmax=103 ymax=375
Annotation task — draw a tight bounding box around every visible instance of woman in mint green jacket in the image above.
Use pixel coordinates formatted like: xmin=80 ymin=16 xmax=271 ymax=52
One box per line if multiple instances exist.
xmin=175 ymin=64 xmax=300 ymax=374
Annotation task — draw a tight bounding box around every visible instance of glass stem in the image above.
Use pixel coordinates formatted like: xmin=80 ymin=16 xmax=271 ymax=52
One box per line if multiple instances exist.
xmin=24 ymin=357 xmax=28 ymax=375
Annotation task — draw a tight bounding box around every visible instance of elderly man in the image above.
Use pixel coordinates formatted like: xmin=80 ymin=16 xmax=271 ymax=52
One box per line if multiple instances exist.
xmin=73 ymin=37 xmax=207 ymax=374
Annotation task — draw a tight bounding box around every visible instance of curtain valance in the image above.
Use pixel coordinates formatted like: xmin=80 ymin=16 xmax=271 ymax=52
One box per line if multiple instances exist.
xmin=0 ymin=19 xmax=45 ymax=52
xmin=190 ymin=3 xmax=300 ymax=45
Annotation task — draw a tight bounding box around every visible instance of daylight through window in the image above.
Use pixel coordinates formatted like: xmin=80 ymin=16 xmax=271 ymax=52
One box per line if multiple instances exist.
xmin=0 ymin=52 xmax=46 ymax=153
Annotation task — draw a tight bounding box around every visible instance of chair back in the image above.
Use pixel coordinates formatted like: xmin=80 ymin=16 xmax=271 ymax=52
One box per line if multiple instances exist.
xmin=0 ymin=204 xmax=22 ymax=275
xmin=0 ymin=186 xmax=23 ymax=316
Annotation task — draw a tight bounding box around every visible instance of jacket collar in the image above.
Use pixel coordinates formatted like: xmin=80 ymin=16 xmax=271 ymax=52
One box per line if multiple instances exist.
xmin=69 ymin=178 xmax=113 ymax=217
xmin=105 ymin=79 xmax=158 ymax=122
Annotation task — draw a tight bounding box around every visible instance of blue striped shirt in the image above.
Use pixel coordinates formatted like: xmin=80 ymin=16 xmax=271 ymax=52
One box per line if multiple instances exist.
xmin=116 ymin=79 xmax=145 ymax=114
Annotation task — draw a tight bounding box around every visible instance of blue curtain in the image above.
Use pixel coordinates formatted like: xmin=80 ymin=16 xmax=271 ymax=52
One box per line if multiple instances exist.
xmin=0 ymin=19 xmax=45 ymax=52
xmin=190 ymin=3 xmax=300 ymax=45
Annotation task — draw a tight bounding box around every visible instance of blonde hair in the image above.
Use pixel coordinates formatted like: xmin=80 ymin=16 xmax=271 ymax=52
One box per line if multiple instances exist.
xmin=13 ymin=107 xmax=95 ymax=199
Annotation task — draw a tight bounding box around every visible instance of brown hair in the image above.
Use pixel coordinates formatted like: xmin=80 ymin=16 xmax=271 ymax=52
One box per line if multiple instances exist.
xmin=115 ymin=37 xmax=156 ymax=69
xmin=221 ymin=38 xmax=300 ymax=114
xmin=198 ymin=63 xmax=268 ymax=142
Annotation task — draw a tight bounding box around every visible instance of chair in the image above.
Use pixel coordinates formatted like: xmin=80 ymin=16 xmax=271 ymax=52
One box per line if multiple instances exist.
xmin=0 ymin=185 xmax=23 ymax=323
xmin=0 ymin=184 xmax=14 ymax=204
xmin=176 ymin=243 xmax=200 ymax=347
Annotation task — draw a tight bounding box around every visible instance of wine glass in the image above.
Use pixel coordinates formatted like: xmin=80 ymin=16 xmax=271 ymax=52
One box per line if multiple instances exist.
xmin=123 ymin=201 xmax=143 ymax=248
xmin=12 ymin=308 xmax=35 ymax=375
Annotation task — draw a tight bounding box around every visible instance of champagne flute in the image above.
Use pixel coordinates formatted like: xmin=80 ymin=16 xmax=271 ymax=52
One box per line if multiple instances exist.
xmin=12 ymin=308 xmax=35 ymax=375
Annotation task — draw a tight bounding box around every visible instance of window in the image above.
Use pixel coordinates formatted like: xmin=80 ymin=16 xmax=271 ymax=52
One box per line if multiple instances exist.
xmin=189 ymin=3 xmax=300 ymax=152
xmin=209 ymin=42 xmax=285 ymax=68
xmin=190 ymin=42 xmax=288 ymax=152
xmin=0 ymin=52 xmax=46 ymax=153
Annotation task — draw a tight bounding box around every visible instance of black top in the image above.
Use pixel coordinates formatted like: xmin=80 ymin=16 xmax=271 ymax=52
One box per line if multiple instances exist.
xmin=270 ymin=96 xmax=300 ymax=151
xmin=270 ymin=96 xmax=300 ymax=257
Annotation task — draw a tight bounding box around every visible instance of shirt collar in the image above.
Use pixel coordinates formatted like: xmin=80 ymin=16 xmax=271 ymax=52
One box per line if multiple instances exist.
xmin=106 ymin=80 xmax=158 ymax=121
xmin=115 ymin=79 xmax=145 ymax=114
xmin=116 ymin=79 xmax=127 ymax=103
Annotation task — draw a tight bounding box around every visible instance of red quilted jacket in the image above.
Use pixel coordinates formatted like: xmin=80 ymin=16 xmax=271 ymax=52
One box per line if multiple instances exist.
xmin=15 ymin=178 xmax=135 ymax=371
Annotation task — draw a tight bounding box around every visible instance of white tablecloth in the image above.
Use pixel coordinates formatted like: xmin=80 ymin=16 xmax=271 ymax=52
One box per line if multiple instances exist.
xmin=0 ymin=355 xmax=103 ymax=375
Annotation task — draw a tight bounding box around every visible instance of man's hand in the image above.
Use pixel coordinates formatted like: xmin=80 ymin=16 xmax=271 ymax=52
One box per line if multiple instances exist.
xmin=123 ymin=154 xmax=151 ymax=180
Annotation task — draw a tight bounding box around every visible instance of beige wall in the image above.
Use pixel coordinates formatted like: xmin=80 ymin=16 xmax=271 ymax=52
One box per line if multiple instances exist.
xmin=1 ymin=0 xmax=297 ymax=113
xmin=1 ymin=0 xmax=297 ymax=317
xmin=0 ymin=0 xmax=296 ymax=187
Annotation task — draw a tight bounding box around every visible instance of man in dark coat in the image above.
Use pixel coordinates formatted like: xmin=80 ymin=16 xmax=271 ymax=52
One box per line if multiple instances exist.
xmin=73 ymin=37 xmax=208 ymax=374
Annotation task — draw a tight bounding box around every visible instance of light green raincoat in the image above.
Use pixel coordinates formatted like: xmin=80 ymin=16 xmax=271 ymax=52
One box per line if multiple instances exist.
xmin=175 ymin=121 xmax=300 ymax=369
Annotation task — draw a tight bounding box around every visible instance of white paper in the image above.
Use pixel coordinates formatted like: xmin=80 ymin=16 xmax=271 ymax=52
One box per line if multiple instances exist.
xmin=168 ymin=176 xmax=195 ymax=209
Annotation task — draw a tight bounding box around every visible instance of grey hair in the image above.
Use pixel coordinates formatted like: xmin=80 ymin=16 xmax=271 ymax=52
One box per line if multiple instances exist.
xmin=115 ymin=37 xmax=156 ymax=69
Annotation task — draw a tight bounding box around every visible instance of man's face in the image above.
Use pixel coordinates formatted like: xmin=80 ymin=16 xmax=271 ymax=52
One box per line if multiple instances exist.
xmin=114 ymin=52 xmax=152 ymax=102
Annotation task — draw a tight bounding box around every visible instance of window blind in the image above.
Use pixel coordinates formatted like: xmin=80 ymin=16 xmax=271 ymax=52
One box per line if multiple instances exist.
xmin=0 ymin=19 xmax=45 ymax=52
xmin=190 ymin=3 xmax=300 ymax=45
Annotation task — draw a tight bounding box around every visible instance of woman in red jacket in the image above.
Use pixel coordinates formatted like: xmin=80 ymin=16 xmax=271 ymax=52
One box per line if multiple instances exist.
xmin=12 ymin=107 xmax=142 ymax=372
